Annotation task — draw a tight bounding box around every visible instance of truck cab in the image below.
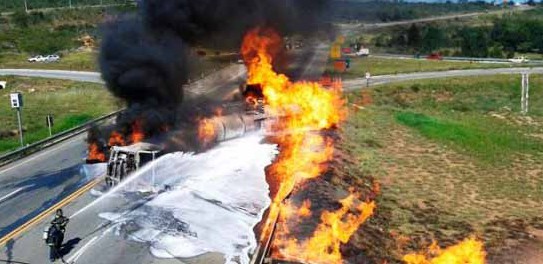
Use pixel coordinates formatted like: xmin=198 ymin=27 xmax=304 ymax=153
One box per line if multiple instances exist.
xmin=106 ymin=143 xmax=162 ymax=187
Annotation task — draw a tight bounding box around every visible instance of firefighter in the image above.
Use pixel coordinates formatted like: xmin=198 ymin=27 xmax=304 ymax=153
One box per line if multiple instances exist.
xmin=46 ymin=209 xmax=69 ymax=262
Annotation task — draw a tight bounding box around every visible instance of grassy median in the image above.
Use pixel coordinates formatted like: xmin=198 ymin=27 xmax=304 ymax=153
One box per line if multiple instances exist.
xmin=341 ymin=74 xmax=543 ymax=262
xmin=0 ymin=76 xmax=120 ymax=154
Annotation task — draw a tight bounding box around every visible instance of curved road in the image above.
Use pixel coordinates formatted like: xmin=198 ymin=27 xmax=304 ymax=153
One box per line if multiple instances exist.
xmin=2 ymin=66 xmax=543 ymax=91
xmin=343 ymin=67 xmax=543 ymax=91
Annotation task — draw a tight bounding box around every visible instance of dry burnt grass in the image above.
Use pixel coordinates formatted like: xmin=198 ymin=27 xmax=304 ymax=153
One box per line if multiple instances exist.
xmin=336 ymin=75 xmax=543 ymax=263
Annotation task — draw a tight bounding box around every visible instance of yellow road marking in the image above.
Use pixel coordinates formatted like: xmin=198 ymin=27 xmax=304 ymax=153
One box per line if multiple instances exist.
xmin=0 ymin=177 xmax=102 ymax=247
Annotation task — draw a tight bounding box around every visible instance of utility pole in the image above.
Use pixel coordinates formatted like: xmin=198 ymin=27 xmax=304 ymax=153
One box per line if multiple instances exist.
xmin=521 ymin=73 xmax=530 ymax=115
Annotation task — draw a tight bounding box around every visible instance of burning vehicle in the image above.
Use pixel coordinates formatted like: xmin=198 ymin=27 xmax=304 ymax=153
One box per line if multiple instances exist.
xmin=105 ymin=142 xmax=162 ymax=186
xmin=90 ymin=83 xmax=268 ymax=187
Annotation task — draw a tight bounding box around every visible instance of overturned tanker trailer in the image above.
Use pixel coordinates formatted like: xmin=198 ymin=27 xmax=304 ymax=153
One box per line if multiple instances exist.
xmin=104 ymin=85 xmax=268 ymax=187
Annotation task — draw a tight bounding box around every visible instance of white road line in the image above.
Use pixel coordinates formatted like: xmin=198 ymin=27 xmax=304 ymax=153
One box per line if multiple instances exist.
xmin=67 ymin=237 xmax=98 ymax=263
xmin=0 ymin=187 xmax=25 ymax=203
xmin=66 ymin=236 xmax=99 ymax=263
xmin=0 ymin=135 xmax=84 ymax=176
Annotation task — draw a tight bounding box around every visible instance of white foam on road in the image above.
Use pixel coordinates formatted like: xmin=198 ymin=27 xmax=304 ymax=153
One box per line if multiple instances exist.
xmin=81 ymin=163 xmax=107 ymax=181
xmin=98 ymin=134 xmax=278 ymax=264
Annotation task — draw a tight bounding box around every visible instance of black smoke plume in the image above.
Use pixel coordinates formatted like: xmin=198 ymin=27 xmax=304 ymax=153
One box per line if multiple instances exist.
xmin=90 ymin=0 xmax=332 ymax=157
xmin=100 ymin=17 xmax=188 ymax=106
xmin=141 ymin=0 xmax=331 ymax=47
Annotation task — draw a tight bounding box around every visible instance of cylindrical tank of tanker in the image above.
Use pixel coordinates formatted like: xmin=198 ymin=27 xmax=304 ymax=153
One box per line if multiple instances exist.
xmin=211 ymin=113 xmax=263 ymax=142
xmin=212 ymin=114 xmax=245 ymax=142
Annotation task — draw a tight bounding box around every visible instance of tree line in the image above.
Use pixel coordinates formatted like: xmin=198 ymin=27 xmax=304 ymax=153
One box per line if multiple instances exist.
xmin=378 ymin=14 xmax=543 ymax=58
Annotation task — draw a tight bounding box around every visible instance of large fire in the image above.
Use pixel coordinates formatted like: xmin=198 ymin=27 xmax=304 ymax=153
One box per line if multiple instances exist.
xmin=241 ymin=27 xmax=345 ymax=203
xmin=86 ymin=120 xmax=147 ymax=162
xmin=274 ymin=195 xmax=376 ymax=264
xmin=241 ymin=27 xmax=371 ymax=263
xmin=403 ymin=237 xmax=486 ymax=264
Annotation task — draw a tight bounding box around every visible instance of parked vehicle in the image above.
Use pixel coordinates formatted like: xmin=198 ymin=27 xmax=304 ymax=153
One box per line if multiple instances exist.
xmin=28 ymin=55 xmax=47 ymax=63
xmin=356 ymin=48 xmax=370 ymax=57
xmin=509 ymin=56 xmax=529 ymax=63
xmin=427 ymin=52 xmax=443 ymax=60
xmin=45 ymin=55 xmax=60 ymax=63
xmin=28 ymin=54 xmax=60 ymax=63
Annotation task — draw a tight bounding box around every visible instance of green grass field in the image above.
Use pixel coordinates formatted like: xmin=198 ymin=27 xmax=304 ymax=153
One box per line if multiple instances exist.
xmin=328 ymin=56 xmax=532 ymax=79
xmin=0 ymin=76 xmax=120 ymax=154
xmin=341 ymin=74 xmax=543 ymax=261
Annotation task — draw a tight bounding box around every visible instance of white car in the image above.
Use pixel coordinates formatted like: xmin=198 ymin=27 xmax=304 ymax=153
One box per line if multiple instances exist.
xmin=509 ymin=56 xmax=529 ymax=63
xmin=44 ymin=55 xmax=60 ymax=63
xmin=28 ymin=55 xmax=47 ymax=63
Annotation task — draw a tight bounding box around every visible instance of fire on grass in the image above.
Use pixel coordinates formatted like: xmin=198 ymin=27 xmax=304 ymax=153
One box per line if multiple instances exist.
xmin=241 ymin=27 xmax=376 ymax=263
xmin=403 ymin=237 xmax=486 ymax=264
xmin=242 ymin=27 xmax=488 ymax=264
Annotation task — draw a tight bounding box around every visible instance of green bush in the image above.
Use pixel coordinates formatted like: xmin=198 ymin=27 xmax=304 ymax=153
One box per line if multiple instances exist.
xmin=15 ymin=28 xmax=76 ymax=54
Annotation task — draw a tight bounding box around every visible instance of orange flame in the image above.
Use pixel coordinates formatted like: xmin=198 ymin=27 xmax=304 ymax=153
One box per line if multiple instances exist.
xmin=130 ymin=120 xmax=145 ymax=143
xmin=403 ymin=237 xmax=486 ymax=264
xmin=274 ymin=195 xmax=376 ymax=264
xmin=198 ymin=118 xmax=217 ymax=146
xmin=87 ymin=143 xmax=106 ymax=162
xmin=108 ymin=131 xmax=125 ymax=147
xmin=242 ymin=27 xmax=344 ymax=203
xmin=242 ymin=27 xmax=355 ymax=263
xmin=298 ymin=200 xmax=312 ymax=218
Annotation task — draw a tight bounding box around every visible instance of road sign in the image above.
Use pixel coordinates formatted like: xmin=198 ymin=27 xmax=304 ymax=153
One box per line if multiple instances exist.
xmin=10 ymin=93 xmax=24 ymax=147
xmin=365 ymin=72 xmax=371 ymax=79
xmin=0 ymin=81 xmax=6 ymax=89
xmin=10 ymin=93 xmax=23 ymax=108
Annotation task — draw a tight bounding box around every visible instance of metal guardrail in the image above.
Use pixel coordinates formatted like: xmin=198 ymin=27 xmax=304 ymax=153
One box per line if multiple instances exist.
xmin=0 ymin=109 xmax=123 ymax=168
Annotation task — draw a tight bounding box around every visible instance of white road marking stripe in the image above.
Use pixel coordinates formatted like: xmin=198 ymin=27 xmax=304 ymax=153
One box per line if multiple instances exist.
xmin=0 ymin=135 xmax=84 ymax=176
xmin=0 ymin=187 xmax=25 ymax=203
xmin=66 ymin=236 xmax=99 ymax=263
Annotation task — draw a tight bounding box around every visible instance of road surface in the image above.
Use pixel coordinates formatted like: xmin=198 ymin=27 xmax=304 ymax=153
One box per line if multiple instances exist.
xmin=338 ymin=5 xmax=533 ymax=34
xmin=371 ymin=53 xmax=543 ymax=65
xmin=343 ymin=67 xmax=543 ymax=91
xmin=0 ymin=69 xmax=103 ymax=84
xmin=0 ymin=64 xmax=247 ymax=264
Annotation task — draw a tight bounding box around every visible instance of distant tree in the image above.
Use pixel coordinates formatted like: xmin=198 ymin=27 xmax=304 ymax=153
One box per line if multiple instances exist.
xmin=527 ymin=0 xmax=536 ymax=5
xmin=407 ymin=24 xmax=422 ymax=49
xmin=459 ymin=27 xmax=489 ymax=57
xmin=422 ymin=26 xmax=447 ymax=52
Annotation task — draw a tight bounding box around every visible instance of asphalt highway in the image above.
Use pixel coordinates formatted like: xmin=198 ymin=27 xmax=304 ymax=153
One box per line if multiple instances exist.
xmin=0 ymin=64 xmax=247 ymax=264
xmin=337 ymin=5 xmax=533 ymax=34
xmin=343 ymin=67 xmax=543 ymax=91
